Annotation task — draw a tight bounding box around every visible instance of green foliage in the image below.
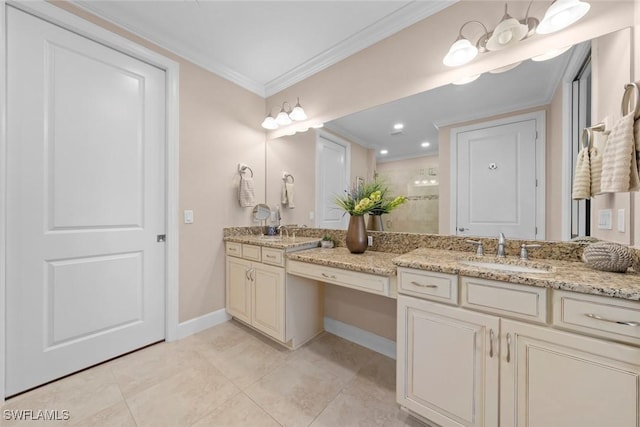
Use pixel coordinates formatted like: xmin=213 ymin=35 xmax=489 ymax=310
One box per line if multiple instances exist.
xmin=334 ymin=179 xmax=407 ymax=216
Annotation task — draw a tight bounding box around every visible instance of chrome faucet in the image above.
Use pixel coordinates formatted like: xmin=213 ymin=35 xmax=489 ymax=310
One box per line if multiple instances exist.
xmin=277 ymin=225 xmax=289 ymax=238
xmin=497 ymin=232 xmax=506 ymax=258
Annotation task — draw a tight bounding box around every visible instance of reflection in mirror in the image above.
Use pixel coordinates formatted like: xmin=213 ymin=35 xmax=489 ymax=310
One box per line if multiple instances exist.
xmin=321 ymin=35 xmax=602 ymax=241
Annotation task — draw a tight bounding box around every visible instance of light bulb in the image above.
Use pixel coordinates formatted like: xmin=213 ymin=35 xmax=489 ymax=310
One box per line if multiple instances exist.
xmin=443 ymin=38 xmax=478 ymax=67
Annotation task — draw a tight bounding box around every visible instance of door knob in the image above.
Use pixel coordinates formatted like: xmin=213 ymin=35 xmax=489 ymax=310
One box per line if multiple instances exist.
xmin=458 ymin=227 xmax=466 ymax=232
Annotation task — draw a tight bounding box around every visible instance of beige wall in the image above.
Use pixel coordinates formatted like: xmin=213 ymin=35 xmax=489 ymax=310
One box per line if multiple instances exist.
xmin=51 ymin=1 xmax=267 ymax=323
xmin=590 ymin=28 xmax=633 ymax=245
xmin=324 ymin=286 xmax=396 ymax=341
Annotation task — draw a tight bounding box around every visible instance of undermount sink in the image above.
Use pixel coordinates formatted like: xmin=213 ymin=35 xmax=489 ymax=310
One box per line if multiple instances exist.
xmin=458 ymin=260 xmax=552 ymax=274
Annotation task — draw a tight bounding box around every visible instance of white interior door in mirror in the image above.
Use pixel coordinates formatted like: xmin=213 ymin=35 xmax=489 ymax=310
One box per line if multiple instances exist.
xmin=452 ymin=113 xmax=544 ymax=240
xmin=316 ymin=134 xmax=350 ymax=229
xmin=6 ymin=7 xmax=166 ymax=396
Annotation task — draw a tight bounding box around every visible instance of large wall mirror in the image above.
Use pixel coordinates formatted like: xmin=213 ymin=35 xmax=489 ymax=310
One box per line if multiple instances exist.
xmin=265 ymin=27 xmax=632 ymax=243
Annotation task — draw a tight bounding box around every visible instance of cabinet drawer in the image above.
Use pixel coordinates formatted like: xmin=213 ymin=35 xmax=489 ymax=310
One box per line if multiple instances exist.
xmin=261 ymin=247 xmax=285 ymax=267
xmin=287 ymin=260 xmax=394 ymax=297
xmin=461 ymin=277 xmax=548 ymax=324
xmin=242 ymin=244 xmax=261 ymax=261
xmin=226 ymin=242 xmax=242 ymax=257
xmin=553 ymin=290 xmax=640 ymax=346
xmin=397 ymin=268 xmax=458 ymax=305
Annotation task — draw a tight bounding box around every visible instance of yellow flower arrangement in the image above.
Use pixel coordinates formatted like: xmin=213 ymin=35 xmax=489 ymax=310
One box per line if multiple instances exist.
xmin=334 ymin=180 xmax=406 ymax=216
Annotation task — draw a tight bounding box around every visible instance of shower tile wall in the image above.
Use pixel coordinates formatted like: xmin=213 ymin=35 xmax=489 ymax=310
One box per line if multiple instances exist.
xmin=376 ymin=159 xmax=439 ymax=234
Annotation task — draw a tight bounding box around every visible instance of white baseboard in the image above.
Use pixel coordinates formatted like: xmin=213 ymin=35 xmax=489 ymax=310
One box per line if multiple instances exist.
xmin=323 ymin=317 xmax=396 ymax=360
xmin=177 ymin=308 xmax=231 ymax=339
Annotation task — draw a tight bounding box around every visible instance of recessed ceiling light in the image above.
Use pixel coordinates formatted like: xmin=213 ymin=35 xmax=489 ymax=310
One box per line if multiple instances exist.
xmin=380 ymin=149 xmax=388 ymax=155
xmin=393 ymin=123 xmax=404 ymax=130
xmin=421 ymin=142 xmax=431 ymax=147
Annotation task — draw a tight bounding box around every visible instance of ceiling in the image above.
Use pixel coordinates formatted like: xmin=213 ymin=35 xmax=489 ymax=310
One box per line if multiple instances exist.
xmin=73 ymin=0 xmax=455 ymax=97
xmin=326 ymin=46 xmax=576 ymax=162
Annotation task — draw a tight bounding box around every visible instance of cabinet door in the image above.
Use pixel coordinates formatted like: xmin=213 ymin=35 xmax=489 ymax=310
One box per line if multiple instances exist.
xmin=397 ymin=295 xmax=499 ymax=427
xmin=501 ymin=319 xmax=640 ymax=427
xmin=225 ymin=256 xmax=252 ymax=323
xmin=252 ymin=262 xmax=285 ymax=342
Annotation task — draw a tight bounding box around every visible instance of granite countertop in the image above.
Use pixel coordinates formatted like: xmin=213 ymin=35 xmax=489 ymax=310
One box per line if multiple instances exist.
xmin=286 ymin=247 xmax=399 ymax=277
xmin=393 ymin=247 xmax=640 ymax=301
xmin=224 ymin=235 xmax=321 ymax=250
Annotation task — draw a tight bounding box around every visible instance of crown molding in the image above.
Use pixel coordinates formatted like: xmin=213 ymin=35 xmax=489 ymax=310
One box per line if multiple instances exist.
xmin=70 ymin=1 xmax=267 ymax=96
xmin=264 ymin=0 xmax=457 ymax=97
xmin=71 ymin=0 xmax=455 ymax=99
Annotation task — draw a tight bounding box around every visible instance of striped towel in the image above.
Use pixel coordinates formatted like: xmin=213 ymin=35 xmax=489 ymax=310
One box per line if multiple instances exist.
xmin=238 ymin=175 xmax=255 ymax=207
xmin=600 ymin=112 xmax=640 ymax=193
xmin=572 ymin=145 xmax=591 ymax=200
xmin=589 ymin=130 xmax=608 ymax=196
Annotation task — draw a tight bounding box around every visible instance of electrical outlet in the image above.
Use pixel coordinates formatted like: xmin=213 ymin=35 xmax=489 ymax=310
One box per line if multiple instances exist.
xmin=367 ymin=235 xmax=373 ymax=246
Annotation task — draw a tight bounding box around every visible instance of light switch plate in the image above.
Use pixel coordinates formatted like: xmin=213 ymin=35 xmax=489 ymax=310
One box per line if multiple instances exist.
xmin=184 ymin=210 xmax=194 ymax=224
xmin=598 ymin=209 xmax=612 ymax=230
xmin=617 ymin=209 xmax=625 ymax=232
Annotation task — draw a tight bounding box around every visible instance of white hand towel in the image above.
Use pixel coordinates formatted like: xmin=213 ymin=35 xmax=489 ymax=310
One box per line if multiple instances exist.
xmin=285 ymin=182 xmax=295 ymax=209
xmin=238 ymin=175 xmax=255 ymax=207
xmin=600 ymin=112 xmax=640 ymax=193
xmin=589 ymin=131 xmax=608 ymax=196
xmin=572 ymin=145 xmax=591 ymax=200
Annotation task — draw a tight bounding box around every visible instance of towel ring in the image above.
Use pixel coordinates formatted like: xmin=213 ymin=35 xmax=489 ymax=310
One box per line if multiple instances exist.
xmin=283 ymin=173 xmax=294 ymax=183
xmin=581 ymin=122 xmax=606 ymax=149
xmin=621 ymin=82 xmax=640 ymax=120
xmin=238 ymin=164 xmax=253 ymax=177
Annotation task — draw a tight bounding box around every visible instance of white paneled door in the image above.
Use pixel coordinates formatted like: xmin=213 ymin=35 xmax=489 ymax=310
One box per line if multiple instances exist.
xmin=316 ymin=135 xmax=349 ymax=229
xmin=6 ymin=8 xmax=166 ymax=395
xmin=455 ymin=118 xmax=539 ymax=240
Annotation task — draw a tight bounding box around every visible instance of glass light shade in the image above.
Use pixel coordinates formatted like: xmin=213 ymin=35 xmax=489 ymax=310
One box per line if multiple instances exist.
xmin=276 ymin=109 xmax=292 ymax=126
xmin=486 ymin=17 xmax=528 ymax=51
xmin=531 ymin=46 xmax=572 ymax=61
xmin=310 ymin=123 xmax=324 ymax=129
xmin=443 ymin=38 xmax=478 ymax=67
xmin=261 ymin=115 xmax=278 ymax=130
xmin=289 ymin=104 xmax=307 ymax=121
xmin=537 ymin=0 xmax=590 ymax=34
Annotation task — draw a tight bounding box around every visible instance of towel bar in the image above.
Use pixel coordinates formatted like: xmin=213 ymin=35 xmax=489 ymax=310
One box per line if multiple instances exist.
xmin=581 ymin=122 xmax=606 ymax=149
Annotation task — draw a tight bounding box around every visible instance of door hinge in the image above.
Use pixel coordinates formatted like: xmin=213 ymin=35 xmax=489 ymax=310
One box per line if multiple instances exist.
xmin=157 ymin=234 xmax=166 ymax=243
xmin=535 ymin=226 xmax=538 ymax=235
xmin=535 ymin=179 xmax=538 ymax=187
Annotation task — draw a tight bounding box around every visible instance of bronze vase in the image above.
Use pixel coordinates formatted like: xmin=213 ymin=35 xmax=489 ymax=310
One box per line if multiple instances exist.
xmin=346 ymin=215 xmax=368 ymax=254
xmin=367 ymin=214 xmax=384 ymax=231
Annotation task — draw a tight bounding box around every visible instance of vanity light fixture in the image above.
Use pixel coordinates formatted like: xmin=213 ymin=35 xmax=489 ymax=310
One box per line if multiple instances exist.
xmin=486 ymin=4 xmax=529 ymax=51
xmin=537 ymin=0 xmax=590 ymax=34
xmin=443 ymin=0 xmax=590 ymax=67
xmin=261 ymin=97 xmax=307 ymax=130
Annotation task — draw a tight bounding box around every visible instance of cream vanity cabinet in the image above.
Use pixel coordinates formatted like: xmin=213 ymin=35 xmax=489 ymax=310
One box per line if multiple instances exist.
xmin=397 ymin=269 xmax=640 ymax=427
xmin=225 ymin=242 xmax=322 ymax=348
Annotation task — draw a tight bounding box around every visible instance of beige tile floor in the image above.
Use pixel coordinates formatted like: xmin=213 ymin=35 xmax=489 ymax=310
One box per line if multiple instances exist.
xmin=1 ymin=320 xmax=424 ymax=427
